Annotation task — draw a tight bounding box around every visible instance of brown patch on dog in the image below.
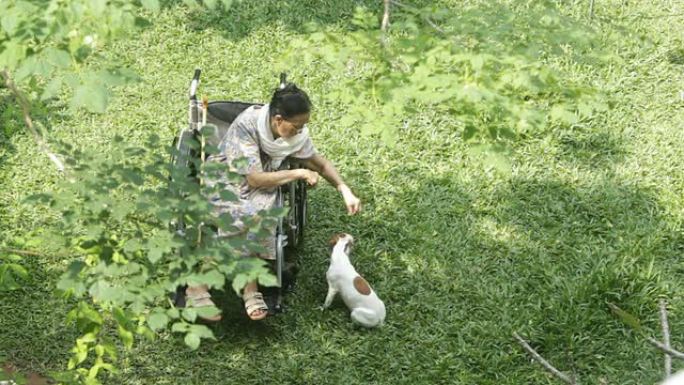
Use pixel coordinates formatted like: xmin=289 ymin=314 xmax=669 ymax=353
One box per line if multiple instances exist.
xmin=2 ymin=363 xmax=49 ymax=385
xmin=328 ymin=233 xmax=346 ymax=248
xmin=27 ymin=373 xmax=49 ymax=385
xmin=353 ymin=276 xmax=372 ymax=295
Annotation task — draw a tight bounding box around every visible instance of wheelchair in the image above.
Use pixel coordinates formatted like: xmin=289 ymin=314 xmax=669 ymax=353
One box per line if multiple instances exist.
xmin=170 ymin=69 xmax=307 ymax=314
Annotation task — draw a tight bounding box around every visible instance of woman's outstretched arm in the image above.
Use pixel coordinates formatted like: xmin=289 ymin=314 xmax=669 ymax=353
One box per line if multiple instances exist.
xmin=300 ymin=154 xmax=361 ymax=215
xmin=246 ymin=168 xmax=318 ymax=189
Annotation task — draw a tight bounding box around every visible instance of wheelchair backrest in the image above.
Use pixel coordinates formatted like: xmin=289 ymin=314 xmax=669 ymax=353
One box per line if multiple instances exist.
xmin=171 ymin=101 xmax=261 ymax=179
xmin=204 ymin=101 xmax=262 ymax=148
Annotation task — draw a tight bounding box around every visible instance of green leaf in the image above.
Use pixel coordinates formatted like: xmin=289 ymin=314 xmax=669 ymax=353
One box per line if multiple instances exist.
xmin=219 ymin=190 xmax=238 ymax=202
xmin=80 ymin=332 xmax=97 ymax=344
xmin=103 ymin=343 xmax=118 ymax=360
xmin=112 ymin=307 xmax=129 ymax=327
xmin=182 ymin=308 xmax=197 ymax=322
xmin=1 ymin=11 xmax=20 ymax=35
xmin=550 ymin=105 xmax=578 ymax=125
xmin=0 ymin=40 xmax=26 ymax=70
xmin=8 ymin=263 xmax=28 ymax=280
xmin=72 ymin=82 xmax=109 ymax=113
xmin=117 ymin=325 xmax=134 ymax=349
xmin=231 ymin=273 xmax=249 ymax=294
xmin=141 ymin=0 xmax=160 ymax=12
xmin=78 ymin=302 xmax=104 ymax=327
xmin=3 ymin=254 xmax=22 ymax=262
xmin=73 ymin=344 xmax=89 ymax=366
xmin=201 ymin=270 xmax=225 ymax=289
xmin=90 ymin=0 xmax=107 ymax=16
xmin=171 ymin=321 xmax=189 ymax=333
xmin=147 ymin=312 xmax=169 ymax=331
xmin=44 ymin=48 xmax=72 ymax=68
xmin=134 ymin=16 xmax=153 ymax=27
xmin=608 ymin=303 xmax=642 ymax=332
xmin=88 ymin=281 xmax=121 ymax=302
xmin=257 ymin=272 xmax=278 ymax=287
xmin=99 ymin=68 xmax=141 ymax=87
xmin=189 ymin=324 xmax=215 ymax=339
xmin=462 ymin=123 xmax=477 ymax=141
xmin=147 ymin=248 xmax=163 ymax=264
xmin=167 ymin=307 xmax=180 ymax=319
xmin=137 ymin=325 xmax=156 ymax=341
xmin=182 ymin=0 xmax=200 ymax=8
xmin=184 ymin=332 xmax=200 ymax=350
xmin=123 ymin=239 xmax=143 ymax=254
xmin=84 ymin=375 xmax=101 ymax=385
xmin=470 ymin=55 xmax=484 ymax=71
xmin=194 ymin=306 xmax=221 ymax=319
xmin=42 ymin=77 xmax=64 ymax=100
xmin=15 ymin=54 xmax=52 ymax=80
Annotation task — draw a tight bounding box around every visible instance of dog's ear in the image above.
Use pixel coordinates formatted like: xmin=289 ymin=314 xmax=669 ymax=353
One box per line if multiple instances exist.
xmin=343 ymin=241 xmax=353 ymax=255
xmin=328 ymin=233 xmax=343 ymax=249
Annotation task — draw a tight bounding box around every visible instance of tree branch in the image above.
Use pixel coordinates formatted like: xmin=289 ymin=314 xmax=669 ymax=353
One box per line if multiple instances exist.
xmin=659 ymin=299 xmax=672 ymax=377
xmin=648 ymin=337 xmax=684 ymax=360
xmin=513 ymin=332 xmax=578 ymax=385
xmin=381 ymin=0 xmax=390 ymax=31
xmin=0 ymin=247 xmax=79 ymax=259
xmin=1 ymin=69 xmax=65 ymax=173
xmin=389 ymin=0 xmax=446 ymax=35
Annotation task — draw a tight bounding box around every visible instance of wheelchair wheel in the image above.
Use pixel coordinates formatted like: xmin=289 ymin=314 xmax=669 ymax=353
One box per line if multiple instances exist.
xmin=286 ymin=179 xmax=307 ymax=249
xmin=295 ymin=179 xmax=307 ymax=241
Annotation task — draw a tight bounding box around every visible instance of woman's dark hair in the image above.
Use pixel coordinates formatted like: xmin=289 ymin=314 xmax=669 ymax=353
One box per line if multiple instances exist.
xmin=269 ymin=83 xmax=312 ymax=119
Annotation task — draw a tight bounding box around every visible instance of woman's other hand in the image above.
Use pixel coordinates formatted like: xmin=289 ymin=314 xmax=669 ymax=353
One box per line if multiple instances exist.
xmin=338 ymin=184 xmax=361 ymax=215
xmin=299 ymin=169 xmax=320 ymax=187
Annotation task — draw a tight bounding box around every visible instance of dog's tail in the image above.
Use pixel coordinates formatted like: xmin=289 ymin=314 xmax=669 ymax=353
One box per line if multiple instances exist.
xmin=351 ymin=308 xmax=383 ymax=328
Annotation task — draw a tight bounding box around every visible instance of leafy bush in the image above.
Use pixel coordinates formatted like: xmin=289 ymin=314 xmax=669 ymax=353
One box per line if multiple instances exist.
xmin=281 ymin=3 xmax=610 ymax=149
xmin=27 ymin=131 xmax=279 ymax=384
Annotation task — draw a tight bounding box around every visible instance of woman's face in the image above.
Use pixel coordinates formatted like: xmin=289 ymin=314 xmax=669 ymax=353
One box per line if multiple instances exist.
xmin=272 ymin=113 xmax=309 ymax=139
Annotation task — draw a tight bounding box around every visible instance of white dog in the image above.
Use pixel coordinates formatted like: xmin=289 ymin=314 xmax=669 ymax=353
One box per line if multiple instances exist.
xmin=322 ymin=233 xmax=386 ymax=328
xmin=663 ymin=371 xmax=684 ymax=385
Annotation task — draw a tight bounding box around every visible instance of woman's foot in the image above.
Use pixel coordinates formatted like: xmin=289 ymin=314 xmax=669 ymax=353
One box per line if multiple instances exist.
xmin=186 ymin=285 xmax=222 ymax=322
xmin=243 ymin=281 xmax=268 ymax=321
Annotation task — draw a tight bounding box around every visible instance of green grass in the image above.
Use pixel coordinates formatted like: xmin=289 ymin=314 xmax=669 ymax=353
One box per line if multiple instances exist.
xmin=3 ymin=0 xmax=684 ymax=384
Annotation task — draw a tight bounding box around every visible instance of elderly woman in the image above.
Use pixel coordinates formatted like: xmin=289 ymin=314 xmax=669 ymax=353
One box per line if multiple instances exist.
xmin=186 ymin=82 xmax=361 ymax=321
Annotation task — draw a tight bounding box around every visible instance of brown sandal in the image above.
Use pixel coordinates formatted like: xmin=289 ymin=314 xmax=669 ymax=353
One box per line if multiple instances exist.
xmin=243 ymin=291 xmax=269 ymax=321
xmin=186 ymin=290 xmax=222 ymax=322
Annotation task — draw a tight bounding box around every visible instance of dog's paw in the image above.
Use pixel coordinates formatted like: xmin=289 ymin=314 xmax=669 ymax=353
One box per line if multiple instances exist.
xmin=317 ymin=305 xmax=327 ymax=311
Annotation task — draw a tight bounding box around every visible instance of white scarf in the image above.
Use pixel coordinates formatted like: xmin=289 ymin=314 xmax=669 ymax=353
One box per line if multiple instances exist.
xmin=256 ymin=104 xmax=310 ymax=169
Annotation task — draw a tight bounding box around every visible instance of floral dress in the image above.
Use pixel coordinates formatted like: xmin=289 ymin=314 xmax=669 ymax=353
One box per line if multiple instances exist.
xmin=206 ymin=105 xmax=316 ymax=260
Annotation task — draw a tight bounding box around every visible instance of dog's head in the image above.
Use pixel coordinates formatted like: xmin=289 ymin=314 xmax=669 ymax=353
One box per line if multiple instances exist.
xmin=328 ymin=233 xmax=354 ymax=254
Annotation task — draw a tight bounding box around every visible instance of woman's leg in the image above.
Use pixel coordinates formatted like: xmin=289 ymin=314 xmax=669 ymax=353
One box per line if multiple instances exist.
xmin=185 ymin=284 xmax=222 ymax=322
xmin=242 ymin=280 xmax=268 ymax=320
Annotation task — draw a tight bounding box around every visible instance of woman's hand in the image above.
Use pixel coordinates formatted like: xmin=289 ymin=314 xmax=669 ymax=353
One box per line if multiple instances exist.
xmin=299 ymin=169 xmax=320 ymax=187
xmin=338 ymin=184 xmax=361 ymax=215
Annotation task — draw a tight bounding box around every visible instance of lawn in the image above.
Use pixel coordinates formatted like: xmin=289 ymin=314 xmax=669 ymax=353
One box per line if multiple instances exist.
xmin=2 ymin=1 xmax=684 ymax=384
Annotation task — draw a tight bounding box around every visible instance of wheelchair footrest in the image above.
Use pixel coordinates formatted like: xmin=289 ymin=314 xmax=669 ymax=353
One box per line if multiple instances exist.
xmin=261 ymin=287 xmax=284 ymax=315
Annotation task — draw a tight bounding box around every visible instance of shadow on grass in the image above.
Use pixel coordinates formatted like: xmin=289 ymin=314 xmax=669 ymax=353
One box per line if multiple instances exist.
xmin=555 ymin=125 xmax=627 ymax=170
xmin=0 ymin=94 xmax=20 ymax=158
xmin=279 ymin=161 xmax=675 ymax=383
xmin=485 ymin=175 xmax=675 ymax=380
xmin=181 ymin=0 xmax=380 ymax=41
xmin=0 ymin=253 xmax=77 ymax=379
xmin=77 ymin=159 xmax=679 ymax=385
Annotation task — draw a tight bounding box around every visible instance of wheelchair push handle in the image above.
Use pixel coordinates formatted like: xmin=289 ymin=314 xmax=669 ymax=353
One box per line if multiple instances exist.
xmin=279 ymin=72 xmax=287 ymax=90
xmin=189 ymin=68 xmax=201 ymax=100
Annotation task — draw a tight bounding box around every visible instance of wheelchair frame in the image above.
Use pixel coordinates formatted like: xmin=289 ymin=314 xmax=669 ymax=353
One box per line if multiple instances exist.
xmin=170 ymin=69 xmax=307 ymax=314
